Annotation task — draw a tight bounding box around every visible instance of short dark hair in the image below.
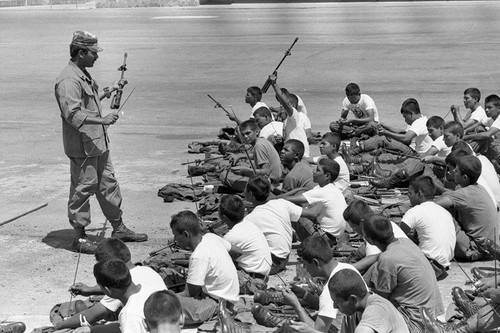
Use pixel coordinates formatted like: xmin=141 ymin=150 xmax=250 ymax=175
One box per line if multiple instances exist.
xmin=322 ymin=132 xmax=341 ymax=150
xmin=93 ymin=259 xmax=131 ymax=290
xmin=400 ymin=98 xmax=421 ymax=115
xmin=464 ymin=88 xmax=481 ymax=102
xmin=445 ymin=148 xmax=471 ymax=168
xmin=253 ymin=106 xmax=272 ymax=118
xmin=485 ymin=94 xmax=500 ymax=107
xmin=319 ymin=159 xmax=340 ymax=182
xmin=239 ymin=119 xmax=259 ymax=132
xmin=362 ymin=215 xmax=394 ymax=245
xmin=457 ymin=155 xmax=482 ymax=184
xmin=426 ymin=116 xmax=444 ymax=129
xmin=246 ymin=175 xmax=270 ymax=202
xmin=95 ymin=238 xmax=131 ymax=263
xmin=297 ymin=235 xmax=333 ymax=264
xmin=342 ymin=200 xmax=374 ymax=226
xmin=285 ymin=139 xmax=305 ymax=160
xmin=328 ymin=269 xmax=367 ymax=300
xmin=144 ymin=290 xmax=182 ymax=328
xmin=170 ymin=210 xmax=201 ymax=236
xmin=409 ymin=175 xmax=436 ymax=200
xmin=444 ymin=121 xmax=464 ymax=138
xmin=219 ymin=195 xmax=245 ymax=223
xmin=247 ymin=86 xmax=262 ymax=101
xmin=70 ymin=45 xmax=87 ymax=58
xmin=345 ymin=83 xmax=360 ymax=96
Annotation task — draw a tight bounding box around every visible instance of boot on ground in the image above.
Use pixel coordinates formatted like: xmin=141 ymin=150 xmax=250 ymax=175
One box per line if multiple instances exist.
xmin=111 ymin=220 xmax=148 ymax=242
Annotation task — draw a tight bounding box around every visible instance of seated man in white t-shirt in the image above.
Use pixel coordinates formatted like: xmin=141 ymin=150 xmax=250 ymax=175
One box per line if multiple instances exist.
xmin=281 ymin=235 xmax=365 ymax=333
xmin=55 ymin=238 xmax=167 ymax=332
xmin=451 ymin=87 xmax=490 ymax=135
xmin=253 ymin=106 xmax=283 ymax=152
xmin=94 ymin=259 xmax=167 ymax=333
xmin=279 ymin=159 xmax=347 ymax=245
xmin=170 ymin=210 xmax=239 ymax=325
xmin=330 ymin=82 xmax=380 ymax=139
xmin=464 ymin=94 xmax=500 ymax=171
xmin=269 ymin=74 xmax=310 ymax=158
xmin=219 ymin=194 xmax=272 ymax=288
xmin=400 ymin=175 xmax=456 ymax=279
xmin=342 ymin=200 xmax=408 ymax=274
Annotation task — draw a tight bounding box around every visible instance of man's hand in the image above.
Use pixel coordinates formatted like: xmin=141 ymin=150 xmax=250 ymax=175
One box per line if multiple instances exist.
xmin=450 ymin=105 xmax=460 ymax=116
xmin=482 ymin=287 xmax=500 ymax=303
xmin=475 ymin=277 xmax=498 ymax=292
xmin=280 ymin=287 xmax=301 ymax=308
xmin=421 ymin=155 xmax=435 ymax=163
xmin=269 ymin=73 xmax=277 ymax=84
xmin=101 ymin=113 xmax=119 ymax=126
xmin=231 ymin=166 xmax=252 ymax=177
xmin=69 ymin=282 xmax=94 ymax=296
xmin=112 ymin=79 xmax=128 ymax=91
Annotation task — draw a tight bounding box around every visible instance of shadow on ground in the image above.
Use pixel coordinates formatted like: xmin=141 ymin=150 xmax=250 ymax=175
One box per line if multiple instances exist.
xmin=42 ymin=229 xmax=105 ymax=252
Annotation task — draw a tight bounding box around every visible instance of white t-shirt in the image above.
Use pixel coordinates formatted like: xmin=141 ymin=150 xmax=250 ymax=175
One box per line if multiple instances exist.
xmin=297 ymin=95 xmax=308 ymax=115
xmin=318 ymin=263 xmax=365 ymax=319
xmin=283 ymin=108 xmax=310 ymax=158
xmin=250 ymin=101 xmax=269 ymax=118
xmin=299 ymin=112 xmax=312 ymax=130
xmin=224 ymin=219 xmax=272 ymax=276
xmin=488 ymin=115 xmax=500 ymax=131
xmin=477 ymin=174 xmax=498 ymax=209
xmin=478 ymin=155 xmax=500 ymax=208
xmin=302 ymin=183 xmax=347 ymax=237
xmin=187 ymin=233 xmax=239 ymax=303
xmin=312 ymin=156 xmax=350 ymax=193
xmin=401 ymin=201 xmax=456 ymax=267
xmin=119 ymin=285 xmax=165 ymax=333
xmin=101 ymin=265 xmax=167 ymax=312
xmin=259 ymin=121 xmax=283 ymax=142
xmin=406 ymin=116 xmax=433 ymax=154
xmin=342 ymin=94 xmax=379 ymax=123
xmin=245 ymin=199 xmax=302 ymax=259
xmin=365 ymin=222 xmax=408 ymax=256
xmin=431 ymin=135 xmax=451 ymax=158
xmin=470 ymin=106 xmax=490 ymax=126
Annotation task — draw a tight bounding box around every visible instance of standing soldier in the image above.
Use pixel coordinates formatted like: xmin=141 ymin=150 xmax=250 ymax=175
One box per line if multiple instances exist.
xmin=55 ymin=31 xmax=147 ymax=254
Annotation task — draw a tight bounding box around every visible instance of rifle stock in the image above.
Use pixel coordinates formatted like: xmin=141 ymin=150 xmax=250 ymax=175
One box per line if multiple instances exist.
xmin=261 ymin=37 xmax=299 ymax=93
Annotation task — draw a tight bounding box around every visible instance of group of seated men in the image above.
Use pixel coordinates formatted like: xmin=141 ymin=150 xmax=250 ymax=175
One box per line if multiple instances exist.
xmin=50 ymin=81 xmax=500 ymax=333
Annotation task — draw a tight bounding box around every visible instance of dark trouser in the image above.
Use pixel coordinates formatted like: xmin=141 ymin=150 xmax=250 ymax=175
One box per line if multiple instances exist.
xmin=329 ymin=121 xmax=378 ymax=140
xmin=467 ymin=303 xmax=500 ymax=332
xmin=455 ymin=228 xmax=489 ymax=262
xmin=68 ymin=150 xmax=122 ymax=228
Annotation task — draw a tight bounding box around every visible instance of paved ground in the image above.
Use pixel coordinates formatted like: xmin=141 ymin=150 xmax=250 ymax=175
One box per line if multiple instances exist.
xmin=2 ymin=2 xmax=500 ymax=331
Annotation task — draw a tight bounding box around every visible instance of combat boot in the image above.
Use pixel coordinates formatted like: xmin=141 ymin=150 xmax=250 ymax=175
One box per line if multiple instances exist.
xmin=421 ymin=308 xmax=470 ymax=333
xmin=0 ymin=322 xmax=26 ymax=333
xmin=254 ymin=289 xmax=286 ymax=306
xmin=452 ymin=287 xmax=481 ymax=319
xmin=218 ymin=300 xmax=251 ymax=333
xmin=111 ymin=220 xmax=148 ymax=242
xmin=369 ymin=170 xmax=407 ymax=189
xmin=471 ymin=267 xmax=495 ymax=280
xmin=251 ymin=304 xmax=289 ymax=328
xmin=72 ymin=226 xmax=99 ymax=254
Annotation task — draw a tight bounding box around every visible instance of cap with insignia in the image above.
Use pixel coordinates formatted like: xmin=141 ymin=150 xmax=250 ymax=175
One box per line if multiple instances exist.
xmin=70 ymin=30 xmax=103 ymax=52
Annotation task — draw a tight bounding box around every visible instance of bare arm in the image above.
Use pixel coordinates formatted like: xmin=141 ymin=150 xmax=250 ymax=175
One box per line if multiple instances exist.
xmin=464 ymin=127 xmax=499 ymax=141
xmin=434 ymin=195 xmax=454 ymax=209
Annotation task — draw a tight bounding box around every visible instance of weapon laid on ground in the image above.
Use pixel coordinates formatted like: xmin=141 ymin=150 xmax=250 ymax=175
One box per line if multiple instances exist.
xmin=261 ymin=37 xmax=299 ymax=93
xmin=110 ymin=52 xmax=127 ymax=109
xmin=181 ymin=156 xmax=225 ymax=165
xmin=0 ymin=202 xmax=48 ymax=227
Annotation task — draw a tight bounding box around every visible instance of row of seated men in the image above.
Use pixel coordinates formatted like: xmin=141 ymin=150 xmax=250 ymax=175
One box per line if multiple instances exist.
xmin=220 ymin=75 xmax=500 ymax=264
xmin=49 ymin=181 xmax=500 ymax=333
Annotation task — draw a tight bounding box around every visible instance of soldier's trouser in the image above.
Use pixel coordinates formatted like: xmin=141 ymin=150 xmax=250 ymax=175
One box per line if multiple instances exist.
xmin=358 ymin=135 xmax=416 ymax=156
xmin=68 ymin=151 xmax=122 ymax=228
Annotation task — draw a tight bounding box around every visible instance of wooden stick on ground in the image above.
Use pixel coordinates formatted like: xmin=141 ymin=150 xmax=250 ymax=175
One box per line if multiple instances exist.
xmin=0 ymin=202 xmax=48 ymax=227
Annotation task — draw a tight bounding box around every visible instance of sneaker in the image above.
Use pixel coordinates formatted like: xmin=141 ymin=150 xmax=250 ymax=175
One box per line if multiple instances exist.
xmin=72 ymin=238 xmax=99 ymax=254
xmin=0 ymin=322 xmax=26 ymax=333
xmin=253 ymin=289 xmax=286 ymax=306
xmin=111 ymin=225 xmax=148 ymax=242
xmin=251 ymin=304 xmax=288 ymax=328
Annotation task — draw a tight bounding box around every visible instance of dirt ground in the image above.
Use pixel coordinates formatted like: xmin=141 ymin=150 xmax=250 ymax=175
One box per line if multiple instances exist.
xmin=2 ymin=2 xmax=500 ymax=331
